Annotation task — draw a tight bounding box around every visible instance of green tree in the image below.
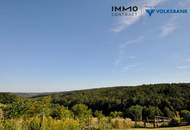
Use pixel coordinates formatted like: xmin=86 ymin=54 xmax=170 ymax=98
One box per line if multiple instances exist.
xmin=142 ymin=106 xmax=162 ymax=120
xmin=4 ymin=98 xmax=27 ymax=118
xmin=180 ymin=110 xmax=190 ymax=122
xmin=109 ymin=111 xmax=123 ymax=118
xmin=169 ymin=112 xmax=181 ymax=126
xmin=72 ymin=104 xmax=92 ymax=128
xmin=127 ymin=105 xmax=143 ymax=121
xmin=94 ymin=110 xmax=104 ymax=119
xmin=72 ymin=104 xmax=92 ymax=119
xmin=163 ymin=107 xmax=175 ymax=118
xmin=51 ymin=105 xmax=73 ymax=119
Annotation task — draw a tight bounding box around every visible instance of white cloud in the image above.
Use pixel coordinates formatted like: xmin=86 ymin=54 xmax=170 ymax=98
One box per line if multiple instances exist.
xmin=111 ymin=15 xmax=142 ymax=33
xmin=114 ymin=35 xmax=143 ymax=66
xmin=159 ymin=0 xmax=190 ymax=37
xmin=111 ymin=0 xmax=165 ymax=32
xmin=119 ymin=35 xmax=144 ymax=48
xmin=176 ymin=65 xmax=189 ymax=69
xmin=160 ymin=23 xmax=177 ymax=37
xmin=114 ymin=51 xmax=123 ymax=66
xmin=114 ymin=55 xmax=136 ymax=65
xmin=122 ymin=63 xmax=142 ymax=71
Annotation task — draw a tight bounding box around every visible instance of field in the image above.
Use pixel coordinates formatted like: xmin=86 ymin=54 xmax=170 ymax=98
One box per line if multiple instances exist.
xmin=114 ymin=126 xmax=190 ymax=130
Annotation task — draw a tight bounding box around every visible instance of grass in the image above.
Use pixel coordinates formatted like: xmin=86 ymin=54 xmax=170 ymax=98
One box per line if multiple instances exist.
xmin=113 ymin=126 xmax=190 ymax=130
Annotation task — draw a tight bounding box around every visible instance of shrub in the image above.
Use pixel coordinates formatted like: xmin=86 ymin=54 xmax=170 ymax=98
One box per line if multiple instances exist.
xmin=180 ymin=110 xmax=190 ymax=123
xmin=97 ymin=117 xmax=111 ymax=130
xmin=110 ymin=111 xmax=123 ymax=118
xmin=111 ymin=117 xmax=132 ymax=129
xmin=127 ymin=105 xmax=143 ymax=121
xmin=50 ymin=105 xmax=73 ymax=119
xmin=0 ymin=108 xmax=3 ymax=119
xmin=72 ymin=104 xmax=92 ymax=119
xmin=163 ymin=107 xmax=175 ymax=118
xmin=169 ymin=112 xmax=181 ymax=126
xmin=62 ymin=119 xmax=80 ymax=130
xmin=27 ymin=116 xmax=41 ymax=130
xmin=1 ymin=119 xmax=17 ymax=130
xmin=94 ymin=110 xmax=104 ymax=119
xmin=84 ymin=127 xmax=100 ymax=130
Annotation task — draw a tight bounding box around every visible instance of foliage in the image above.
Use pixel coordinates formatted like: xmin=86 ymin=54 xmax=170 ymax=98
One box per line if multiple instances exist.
xmin=110 ymin=111 xmax=123 ymax=118
xmin=142 ymin=106 xmax=163 ymax=120
xmin=94 ymin=110 xmax=104 ymax=119
xmin=4 ymin=99 xmax=28 ymax=118
xmin=50 ymin=83 xmax=190 ymax=117
xmin=72 ymin=104 xmax=92 ymax=119
xmin=72 ymin=104 xmax=92 ymax=128
xmin=0 ymin=83 xmax=190 ymax=129
xmin=127 ymin=105 xmax=143 ymax=121
xmin=169 ymin=112 xmax=181 ymax=126
xmin=111 ymin=117 xmax=132 ymax=129
xmin=180 ymin=110 xmax=190 ymax=123
xmin=0 ymin=116 xmax=80 ymax=130
xmin=0 ymin=93 xmax=18 ymax=104
xmin=50 ymin=104 xmax=73 ymax=119
xmin=163 ymin=107 xmax=175 ymax=118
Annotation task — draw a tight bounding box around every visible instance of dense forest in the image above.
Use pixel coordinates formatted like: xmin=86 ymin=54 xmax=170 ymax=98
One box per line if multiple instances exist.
xmin=50 ymin=83 xmax=190 ymax=117
xmin=0 ymin=83 xmax=190 ymax=130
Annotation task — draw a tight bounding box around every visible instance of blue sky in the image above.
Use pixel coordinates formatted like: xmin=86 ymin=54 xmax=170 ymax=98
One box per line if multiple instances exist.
xmin=0 ymin=0 xmax=190 ymax=92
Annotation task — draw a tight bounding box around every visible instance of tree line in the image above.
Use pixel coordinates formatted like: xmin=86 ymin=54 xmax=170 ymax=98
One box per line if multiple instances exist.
xmin=0 ymin=83 xmax=190 ymax=129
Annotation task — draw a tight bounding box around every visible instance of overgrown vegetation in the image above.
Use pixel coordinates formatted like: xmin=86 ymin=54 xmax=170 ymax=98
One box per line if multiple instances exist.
xmin=0 ymin=83 xmax=190 ymax=129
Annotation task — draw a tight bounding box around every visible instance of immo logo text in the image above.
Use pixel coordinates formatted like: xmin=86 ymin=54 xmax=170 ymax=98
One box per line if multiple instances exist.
xmin=112 ymin=5 xmax=139 ymax=16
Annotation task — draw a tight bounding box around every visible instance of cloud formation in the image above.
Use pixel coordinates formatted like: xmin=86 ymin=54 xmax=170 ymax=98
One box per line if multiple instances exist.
xmin=160 ymin=23 xmax=177 ymax=37
xmin=119 ymin=35 xmax=144 ymax=48
xmin=114 ymin=35 xmax=144 ymax=66
xmin=122 ymin=62 xmax=143 ymax=71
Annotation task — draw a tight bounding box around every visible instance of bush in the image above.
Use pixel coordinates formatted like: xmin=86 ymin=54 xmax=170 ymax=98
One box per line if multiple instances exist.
xmin=169 ymin=112 xmax=181 ymax=126
xmin=50 ymin=105 xmax=73 ymax=119
xmin=111 ymin=117 xmax=132 ymax=129
xmin=94 ymin=110 xmax=104 ymax=119
xmin=61 ymin=119 xmax=80 ymax=130
xmin=72 ymin=104 xmax=92 ymax=119
xmin=84 ymin=128 xmax=100 ymax=130
xmin=27 ymin=116 xmax=41 ymax=130
xmin=0 ymin=108 xmax=3 ymax=119
xmin=0 ymin=119 xmax=17 ymax=130
xmin=180 ymin=110 xmax=190 ymax=123
xmin=97 ymin=117 xmax=111 ymax=130
xmin=110 ymin=111 xmax=123 ymax=118
xmin=127 ymin=105 xmax=143 ymax=121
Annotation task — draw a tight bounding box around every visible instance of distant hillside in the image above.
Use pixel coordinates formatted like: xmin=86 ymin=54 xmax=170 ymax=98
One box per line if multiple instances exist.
xmin=49 ymin=83 xmax=190 ymax=116
xmin=1 ymin=83 xmax=190 ymax=117
xmin=14 ymin=92 xmax=51 ymax=98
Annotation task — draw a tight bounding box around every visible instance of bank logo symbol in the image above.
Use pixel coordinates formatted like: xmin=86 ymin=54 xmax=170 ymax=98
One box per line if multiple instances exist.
xmin=146 ymin=9 xmax=155 ymax=16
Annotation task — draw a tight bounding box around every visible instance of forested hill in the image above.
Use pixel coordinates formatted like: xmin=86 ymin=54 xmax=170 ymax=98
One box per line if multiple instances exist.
xmin=1 ymin=83 xmax=190 ymax=117
xmin=48 ymin=83 xmax=190 ymax=115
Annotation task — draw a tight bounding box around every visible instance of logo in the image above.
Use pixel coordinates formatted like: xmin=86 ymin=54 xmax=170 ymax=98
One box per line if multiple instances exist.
xmin=111 ymin=5 xmax=189 ymax=17
xmin=146 ymin=9 xmax=155 ymax=16
xmin=112 ymin=5 xmax=140 ymax=16
xmin=145 ymin=7 xmax=188 ymax=16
